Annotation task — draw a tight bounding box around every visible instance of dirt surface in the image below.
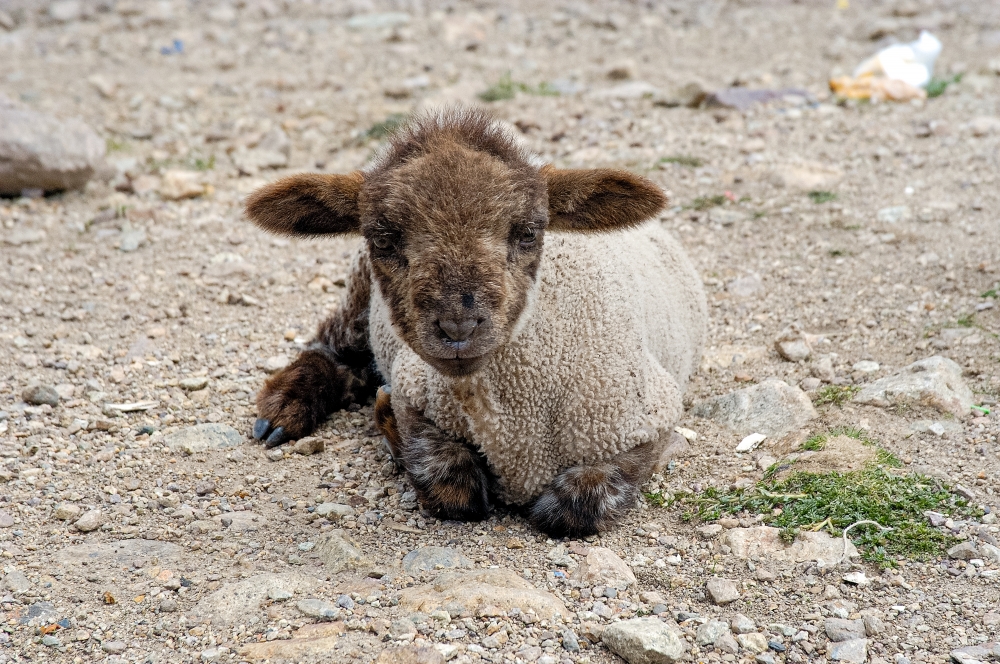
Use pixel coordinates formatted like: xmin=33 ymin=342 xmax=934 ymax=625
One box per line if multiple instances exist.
xmin=1 ymin=1 xmax=1000 ymax=663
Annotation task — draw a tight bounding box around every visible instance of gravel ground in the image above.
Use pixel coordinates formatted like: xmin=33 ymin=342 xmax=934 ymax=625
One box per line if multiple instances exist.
xmin=1 ymin=1 xmax=999 ymax=663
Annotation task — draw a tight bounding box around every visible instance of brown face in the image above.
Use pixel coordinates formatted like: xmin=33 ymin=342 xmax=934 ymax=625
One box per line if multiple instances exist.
xmin=244 ymin=110 xmax=668 ymax=377
xmin=359 ymin=138 xmax=547 ymax=376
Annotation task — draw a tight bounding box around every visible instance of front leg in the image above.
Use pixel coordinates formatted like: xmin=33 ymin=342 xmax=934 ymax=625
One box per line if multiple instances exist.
xmin=389 ymin=393 xmax=493 ymax=522
xmin=252 ymin=249 xmax=379 ymax=447
xmin=530 ymin=440 xmax=658 ymax=537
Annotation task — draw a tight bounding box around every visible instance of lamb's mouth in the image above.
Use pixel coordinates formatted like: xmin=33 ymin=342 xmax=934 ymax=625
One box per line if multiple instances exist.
xmin=426 ymin=353 xmax=491 ymax=377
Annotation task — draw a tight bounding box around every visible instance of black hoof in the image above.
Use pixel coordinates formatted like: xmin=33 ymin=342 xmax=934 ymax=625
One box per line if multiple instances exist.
xmin=252 ymin=418 xmax=271 ymax=440
xmin=264 ymin=426 xmax=287 ymax=448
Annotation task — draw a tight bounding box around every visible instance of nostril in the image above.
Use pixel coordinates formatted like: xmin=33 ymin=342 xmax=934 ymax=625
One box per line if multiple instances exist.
xmin=437 ymin=317 xmax=480 ymax=342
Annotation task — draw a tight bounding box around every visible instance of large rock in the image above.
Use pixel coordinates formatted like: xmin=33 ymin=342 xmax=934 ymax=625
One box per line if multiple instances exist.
xmin=570 ymin=547 xmax=636 ymax=589
xmin=0 ymin=95 xmax=106 ymax=195
xmin=54 ymin=539 xmax=185 ymax=567
xmin=721 ymin=527 xmax=857 ymax=565
xmin=826 ymin=618 xmax=866 ymax=642
xmin=238 ymin=623 xmax=344 ymax=660
xmin=951 ymin=644 xmax=1000 ymax=664
xmin=398 ymin=568 xmax=567 ymax=621
xmin=314 ymin=530 xmax=368 ymax=573
xmin=373 ymin=646 xmax=444 ymax=664
xmin=829 ymin=638 xmax=868 ymax=663
xmin=705 ymin=578 xmax=740 ymax=605
xmin=163 ymin=424 xmax=242 ymax=455
xmin=402 ymin=547 xmax=472 ymax=575
xmin=194 ymin=573 xmax=321 ymax=626
xmin=602 ymin=618 xmax=687 ymax=664
xmin=691 ymin=380 xmax=817 ymax=437
xmin=854 ymin=356 xmax=973 ymax=417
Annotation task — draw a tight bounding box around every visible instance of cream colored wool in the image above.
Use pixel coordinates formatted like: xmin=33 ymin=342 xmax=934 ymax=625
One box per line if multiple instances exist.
xmin=365 ymin=220 xmax=707 ymax=505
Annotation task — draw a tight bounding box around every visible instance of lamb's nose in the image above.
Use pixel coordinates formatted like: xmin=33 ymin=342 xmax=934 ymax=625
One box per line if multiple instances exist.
xmin=437 ymin=317 xmax=480 ymax=342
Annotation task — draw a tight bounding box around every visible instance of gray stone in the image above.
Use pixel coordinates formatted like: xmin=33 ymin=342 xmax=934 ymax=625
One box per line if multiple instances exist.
xmin=825 ymin=618 xmax=865 ymax=642
xmin=877 ymin=206 xmax=911 ymax=224
xmin=721 ymin=526 xmax=857 ymax=564
xmin=164 ymin=423 xmax=242 ymax=455
xmin=602 ymin=617 xmax=687 ymax=664
xmin=314 ymin=530 xmax=368 ymax=573
xmin=3 ymin=570 xmax=31 ymax=594
xmin=315 ymin=503 xmax=355 ymax=520
xmin=52 ymin=503 xmax=81 ymax=520
xmin=390 ymin=618 xmax=418 ymax=639
xmin=951 ymin=644 xmax=1000 ymax=664
xmin=691 ymin=379 xmax=817 ymax=437
xmin=829 ymin=638 xmax=868 ymax=663
xmin=862 ymin=612 xmax=885 ymax=637
xmin=706 ymin=87 xmax=810 ymax=111
xmin=118 ymin=226 xmax=145 ymax=252
xmin=948 ymin=542 xmax=979 ymax=561
xmin=158 ymin=597 xmax=178 ymax=612
xmin=295 ymin=598 xmax=340 ymax=620
xmin=561 ymin=628 xmax=581 ymax=652
xmin=812 ymin=356 xmax=836 ymax=382
xmin=102 ymin=641 xmax=127 ymax=654
xmin=980 ymin=543 xmax=1000 ymax=565
xmin=178 ymin=377 xmax=209 ymax=391
xmin=774 ymin=328 xmax=812 ymax=362
xmin=346 ymin=12 xmax=410 ymax=29
xmin=696 ymin=620 xmax=730 ymax=646
xmin=570 ymin=547 xmax=636 ymax=589
xmin=22 ymin=384 xmax=60 ymax=406
xmin=54 ymin=539 xmax=185 ymax=567
xmin=73 ymin=510 xmax=104 ymax=532
xmin=194 ymin=573 xmax=322 ymax=625
xmin=715 ymin=632 xmax=740 ymax=654
xmin=402 ymin=546 xmax=473 ymax=575
xmin=398 ymin=568 xmax=567 ymax=621
xmin=854 ymin=356 xmax=973 ymax=417
xmin=705 ymin=578 xmax=740 ymax=605
xmin=731 ymin=614 xmax=756 ymax=634
xmin=268 ymin=587 xmax=293 ymax=601
xmin=49 ymin=0 xmax=82 ymax=22
xmin=0 ymin=95 xmax=106 ymax=195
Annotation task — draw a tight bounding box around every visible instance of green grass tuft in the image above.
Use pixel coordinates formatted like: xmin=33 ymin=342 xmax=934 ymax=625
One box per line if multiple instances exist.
xmin=801 ymin=435 xmax=826 ymax=452
xmin=926 ymin=74 xmax=962 ymax=99
xmin=191 ymin=155 xmax=216 ymax=171
xmin=365 ymin=113 xmax=408 ymax=140
xmin=660 ymin=155 xmax=704 ymax=168
xmin=808 ymin=190 xmax=837 ymax=204
xmin=813 ymin=385 xmax=860 ymax=406
xmin=681 ymin=462 xmax=980 ymax=567
xmin=955 ymin=314 xmax=975 ymax=328
xmin=692 ymin=195 xmax=727 ymax=211
xmin=478 ymin=73 xmax=558 ymax=102
xmin=106 ymin=137 xmax=129 ymax=153
xmin=982 ymin=289 xmax=997 ymax=299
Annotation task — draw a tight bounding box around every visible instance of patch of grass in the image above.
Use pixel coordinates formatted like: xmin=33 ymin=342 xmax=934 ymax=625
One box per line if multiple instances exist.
xmin=812 ymin=385 xmax=860 ymax=407
xmin=365 ymin=113 xmax=408 ymax=140
xmin=644 ymin=492 xmax=669 ymax=507
xmin=808 ymin=190 xmax=837 ymax=204
xmin=191 ymin=155 xmax=216 ymax=171
xmin=691 ymin=195 xmax=727 ymax=211
xmin=982 ymin=289 xmax=997 ymax=299
xmin=828 ymin=249 xmax=847 ymax=257
xmin=926 ymin=74 xmax=962 ymax=99
xmin=801 ymin=435 xmax=826 ymax=452
xmin=478 ymin=73 xmax=558 ymax=102
xmin=660 ymin=155 xmax=704 ymax=168
xmin=106 ymin=137 xmax=129 ymax=152
xmin=752 ymin=210 xmax=767 ymax=219
xmin=682 ymin=462 xmax=980 ymax=567
xmin=956 ymin=314 xmax=975 ymax=328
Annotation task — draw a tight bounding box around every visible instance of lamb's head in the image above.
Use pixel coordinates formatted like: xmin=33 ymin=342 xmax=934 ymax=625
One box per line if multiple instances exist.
xmin=245 ymin=109 xmax=666 ymax=376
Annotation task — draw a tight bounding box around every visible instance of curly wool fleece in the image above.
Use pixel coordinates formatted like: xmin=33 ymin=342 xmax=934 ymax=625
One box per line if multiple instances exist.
xmin=367 ymin=220 xmax=707 ymax=505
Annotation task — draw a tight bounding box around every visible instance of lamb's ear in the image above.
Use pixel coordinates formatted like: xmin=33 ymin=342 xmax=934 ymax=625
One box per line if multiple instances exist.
xmin=542 ymin=165 xmax=667 ymax=232
xmin=244 ymin=172 xmax=363 ymax=236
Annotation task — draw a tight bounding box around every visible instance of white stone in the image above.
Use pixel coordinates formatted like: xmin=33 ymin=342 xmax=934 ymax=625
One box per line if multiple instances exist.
xmin=602 ymin=618 xmax=687 ymax=664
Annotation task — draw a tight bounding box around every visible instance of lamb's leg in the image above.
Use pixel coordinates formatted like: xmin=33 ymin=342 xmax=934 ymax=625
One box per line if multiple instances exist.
xmin=252 ymin=252 xmax=379 ymax=447
xmin=530 ymin=440 xmax=658 ymax=537
xmin=389 ymin=394 xmax=493 ymax=522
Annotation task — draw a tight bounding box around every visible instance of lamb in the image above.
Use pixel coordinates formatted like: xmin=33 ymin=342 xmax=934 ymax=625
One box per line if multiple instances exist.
xmin=244 ymin=109 xmax=707 ymax=536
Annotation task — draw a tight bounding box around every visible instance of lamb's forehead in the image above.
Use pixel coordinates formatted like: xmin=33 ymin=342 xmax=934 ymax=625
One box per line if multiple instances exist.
xmin=362 ymin=109 xmax=545 ymax=176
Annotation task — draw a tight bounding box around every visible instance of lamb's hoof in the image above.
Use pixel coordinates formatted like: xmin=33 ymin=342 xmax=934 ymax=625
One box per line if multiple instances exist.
xmin=428 ymin=482 xmax=492 ymax=522
xmin=529 ymin=465 xmax=633 ymax=538
xmin=252 ymin=419 xmax=289 ymax=448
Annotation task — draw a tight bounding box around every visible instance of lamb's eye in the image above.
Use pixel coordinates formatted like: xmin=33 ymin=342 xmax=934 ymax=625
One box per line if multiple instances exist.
xmin=519 ymin=227 xmax=538 ymax=248
xmin=372 ymin=234 xmax=394 ymax=251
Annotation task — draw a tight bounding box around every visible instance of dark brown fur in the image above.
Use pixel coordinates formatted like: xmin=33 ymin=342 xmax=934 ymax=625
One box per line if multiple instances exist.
xmin=245 ymin=108 xmax=667 ymax=534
